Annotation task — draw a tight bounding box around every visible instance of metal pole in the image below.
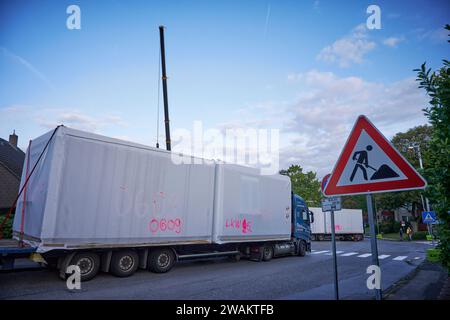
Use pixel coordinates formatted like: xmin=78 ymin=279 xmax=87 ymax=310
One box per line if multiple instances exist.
xmin=330 ymin=209 xmax=339 ymax=300
xmin=159 ymin=25 xmax=171 ymax=151
xmin=367 ymin=193 xmax=382 ymax=300
xmin=416 ymin=146 xmax=430 ymax=212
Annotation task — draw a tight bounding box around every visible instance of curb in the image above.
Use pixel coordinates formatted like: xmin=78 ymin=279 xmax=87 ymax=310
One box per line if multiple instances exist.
xmin=382 ymin=260 xmax=424 ymax=299
xmin=364 ymin=235 xmax=433 ymax=243
xmin=438 ymin=276 xmax=450 ymax=300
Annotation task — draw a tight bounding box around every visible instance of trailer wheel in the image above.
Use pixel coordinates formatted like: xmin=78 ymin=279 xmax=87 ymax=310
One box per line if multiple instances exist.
xmin=70 ymin=252 xmax=100 ymax=281
xmin=110 ymin=250 xmax=139 ymax=277
xmin=262 ymin=245 xmax=274 ymax=261
xmin=148 ymin=249 xmax=175 ymax=273
xmin=230 ymin=253 xmax=241 ymax=262
xmin=298 ymin=241 xmax=306 ymax=257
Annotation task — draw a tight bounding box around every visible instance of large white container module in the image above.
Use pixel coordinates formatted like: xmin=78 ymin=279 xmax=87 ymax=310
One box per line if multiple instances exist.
xmin=310 ymin=207 xmax=363 ymax=235
xmin=213 ymin=164 xmax=292 ymax=244
xmin=13 ymin=127 xmax=216 ymax=252
xmin=13 ymin=127 xmax=291 ymax=252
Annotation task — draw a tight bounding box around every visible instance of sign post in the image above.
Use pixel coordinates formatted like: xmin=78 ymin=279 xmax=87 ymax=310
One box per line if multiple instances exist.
xmin=422 ymin=211 xmax=436 ymax=245
xmin=366 ymin=193 xmax=381 ymax=300
xmin=321 ymin=176 xmax=341 ymax=300
xmin=323 ymin=115 xmax=427 ymax=301
xmin=329 ymin=208 xmax=339 ymax=300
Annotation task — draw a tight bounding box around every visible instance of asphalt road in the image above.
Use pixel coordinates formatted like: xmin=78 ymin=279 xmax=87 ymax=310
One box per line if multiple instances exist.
xmin=0 ymin=239 xmax=432 ymax=300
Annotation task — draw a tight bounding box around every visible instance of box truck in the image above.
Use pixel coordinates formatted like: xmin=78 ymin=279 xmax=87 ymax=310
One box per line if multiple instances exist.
xmin=310 ymin=207 xmax=364 ymax=241
xmin=0 ymin=126 xmax=313 ymax=281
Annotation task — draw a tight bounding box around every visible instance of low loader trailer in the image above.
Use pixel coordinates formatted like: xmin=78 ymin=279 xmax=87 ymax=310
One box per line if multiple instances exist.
xmin=0 ymin=126 xmax=313 ymax=281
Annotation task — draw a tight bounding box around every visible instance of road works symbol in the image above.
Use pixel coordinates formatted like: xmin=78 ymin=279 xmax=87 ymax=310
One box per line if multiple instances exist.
xmin=324 ymin=115 xmax=427 ymax=196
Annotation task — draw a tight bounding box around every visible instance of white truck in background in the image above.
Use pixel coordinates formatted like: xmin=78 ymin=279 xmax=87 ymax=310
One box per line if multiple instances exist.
xmin=310 ymin=207 xmax=364 ymax=241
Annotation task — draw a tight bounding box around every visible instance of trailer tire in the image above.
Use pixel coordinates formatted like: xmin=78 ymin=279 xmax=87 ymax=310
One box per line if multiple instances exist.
xmin=70 ymin=252 xmax=100 ymax=282
xmin=230 ymin=253 xmax=241 ymax=262
xmin=148 ymin=249 xmax=175 ymax=273
xmin=298 ymin=241 xmax=306 ymax=257
xmin=262 ymin=245 xmax=274 ymax=261
xmin=110 ymin=250 xmax=139 ymax=277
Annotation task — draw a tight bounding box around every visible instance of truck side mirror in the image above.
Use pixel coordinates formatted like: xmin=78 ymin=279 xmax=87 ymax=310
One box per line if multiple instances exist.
xmin=309 ymin=210 xmax=314 ymax=223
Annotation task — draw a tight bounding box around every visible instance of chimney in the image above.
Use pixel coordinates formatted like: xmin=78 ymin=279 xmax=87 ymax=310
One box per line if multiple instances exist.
xmin=9 ymin=130 xmax=18 ymax=147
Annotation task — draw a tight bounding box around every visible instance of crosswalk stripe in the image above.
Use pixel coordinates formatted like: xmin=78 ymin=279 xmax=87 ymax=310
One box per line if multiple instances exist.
xmin=378 ymin=255 xmax=390 ymax=259
xmin=393 ymin=256 xmax=407 ymax=261
xmin=357 ymin=253 xmax=372 ymax=258
xmin=325 ymin=251 xmax=344 ymax=255
xmin=340 ymin=252 xmax=358 ymax=256
xmin=312 ymin=250 xmax=329 ymax=254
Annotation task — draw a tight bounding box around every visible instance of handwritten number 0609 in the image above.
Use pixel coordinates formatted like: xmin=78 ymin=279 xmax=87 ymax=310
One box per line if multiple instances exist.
xmin=149 ymin=218 xmax=181 ymax=234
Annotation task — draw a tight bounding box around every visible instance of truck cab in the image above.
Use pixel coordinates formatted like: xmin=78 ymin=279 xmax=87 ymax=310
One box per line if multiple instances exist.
xmin=292 ymin=193 xmax=312 ymax=252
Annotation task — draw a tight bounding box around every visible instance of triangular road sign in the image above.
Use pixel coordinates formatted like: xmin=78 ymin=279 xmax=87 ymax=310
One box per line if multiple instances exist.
xmin=324 ymin=115 xmax=427 ymax=196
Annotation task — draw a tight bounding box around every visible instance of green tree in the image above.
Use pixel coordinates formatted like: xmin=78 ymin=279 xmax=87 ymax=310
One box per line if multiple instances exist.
xmin=414 ymin=24 xmax=450 ymax=269
xmin=280 ymin=165 xmax=322 ymax=206
xmin=374 ymin=125 xmax=433 ymax=223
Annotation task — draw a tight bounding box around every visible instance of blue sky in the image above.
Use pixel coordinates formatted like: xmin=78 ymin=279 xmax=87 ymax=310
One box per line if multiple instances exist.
xmin=0 ymin=0 xmax=449 ymax=177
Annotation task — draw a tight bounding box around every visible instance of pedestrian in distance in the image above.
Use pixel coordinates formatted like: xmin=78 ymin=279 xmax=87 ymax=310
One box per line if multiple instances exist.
xmin=399 ymin=226 xmax=403 ymax=241
xmin=406 ymin=226 xmax=413 ymax=241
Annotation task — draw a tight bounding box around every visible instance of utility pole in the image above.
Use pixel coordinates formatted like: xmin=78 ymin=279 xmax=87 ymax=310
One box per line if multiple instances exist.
xmin=159 ymin=25 xmax=171 ymax=151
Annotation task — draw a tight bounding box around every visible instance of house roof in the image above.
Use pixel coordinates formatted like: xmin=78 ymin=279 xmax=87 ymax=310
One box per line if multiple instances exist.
xmin=0 ymin=138 xmax=25 ymax=179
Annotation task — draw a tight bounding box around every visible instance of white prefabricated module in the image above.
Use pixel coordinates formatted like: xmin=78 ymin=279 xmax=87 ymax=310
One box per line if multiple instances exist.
xmin=13 ymin=127 xmax=291 ymax=252
xmin=213 ymin=164 xmax=292 ymax=244
xmin=309 ymin=207 xmax=363 ymax=235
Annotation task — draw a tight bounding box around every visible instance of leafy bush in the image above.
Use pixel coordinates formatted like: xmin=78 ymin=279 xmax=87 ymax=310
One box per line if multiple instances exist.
xmin=379 ymin=221 xmax=402 ymax=234
xmin=412 ymin=231 xmax=427 ymax=240
xmin=0 ymin=214 xmax=14 ymax=239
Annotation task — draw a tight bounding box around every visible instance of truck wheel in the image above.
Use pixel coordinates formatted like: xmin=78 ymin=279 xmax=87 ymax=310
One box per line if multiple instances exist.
xmin=110 ymin=250 xmax=139 ymax=277
xmin=298 ymin=241 xmax=306 ymax=257
xmin=70 ymin=252 xmax=100 ymax=281
xmin=230 ymin=253 xmax=241 ymax=262
xmin=148 ymin=249 xmax=175 ymax=273
xmin=262 ymin=245 xmax=274 ymax=261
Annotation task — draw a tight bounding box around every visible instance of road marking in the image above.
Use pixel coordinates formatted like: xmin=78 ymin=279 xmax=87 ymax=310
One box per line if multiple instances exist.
xmin=393 ymin=256 xmax=407 ymax=261
xmin=340 ymin=252 xmax=358 ymax=256
xmin=325 ymin=251 xmax=344 ymax=255
xmin=311 ymin=249 xmax=317 ymax=252
xmin=378 ymin=255 xmax=390 ymax=259
xmin=311 ymin=250 xmax=329 ymax=254
xmin=357 ymin=253 xmax=372 ymax=258
xmin=414 ymin=257 xmax=421 ymax=260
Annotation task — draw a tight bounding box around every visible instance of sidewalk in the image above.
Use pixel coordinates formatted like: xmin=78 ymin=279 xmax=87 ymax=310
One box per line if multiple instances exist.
xmin=384 ymin=260 xmax=450 ymax=300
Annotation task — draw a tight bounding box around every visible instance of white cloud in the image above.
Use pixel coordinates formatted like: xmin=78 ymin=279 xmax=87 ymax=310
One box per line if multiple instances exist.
xmin=317 ymin=24 xmax=376 ymax=67
xmin=34 ymin=109 xmax=127 ymax=132
xmin=383 ymin=36 xmax=404 ymax=47
xmin=218 ymin=70 xmax=429 ymax=178
xmin=282 ymin=71 xmax=428 ymax=177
